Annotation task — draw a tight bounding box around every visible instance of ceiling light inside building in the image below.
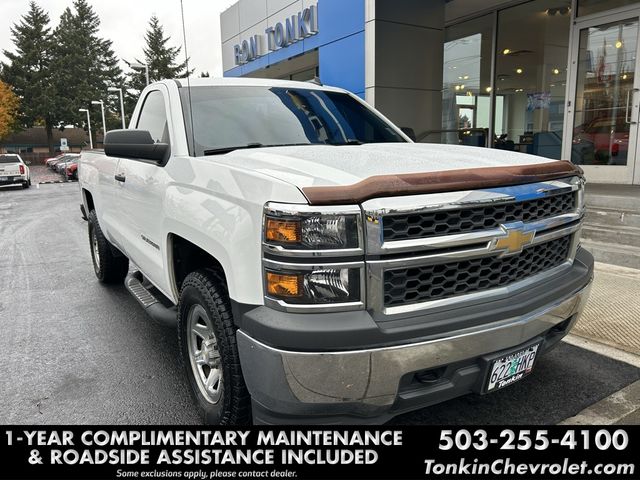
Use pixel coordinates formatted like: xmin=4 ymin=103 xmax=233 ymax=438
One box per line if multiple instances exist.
xmin=503 ymin=48 xmax=511 ymax=55
xmin=552 ymin=68 xmax=560 ymax=75
xmin=485 ymin=86 xmax=492 ymax=92
xmin=616 ymin=40 xmax=623 ymax=49
xmin=516 ymin=68 xmax=523 ymax=74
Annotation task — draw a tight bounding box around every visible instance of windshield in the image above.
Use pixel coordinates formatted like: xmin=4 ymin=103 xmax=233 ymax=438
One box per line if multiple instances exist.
xmin=179 ymin=86 xmax=406 ymax=156
xmin=0 ymin=155 xmax=21 ymax=164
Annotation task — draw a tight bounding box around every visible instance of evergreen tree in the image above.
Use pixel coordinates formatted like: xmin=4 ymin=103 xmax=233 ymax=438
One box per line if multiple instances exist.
xmin=52 ymin=0 xmax=123 ymax=144
xmin=1 ymin=1 xmax=59 ymax=153
xmin=128 ymin=15 xmax=193 ymax=92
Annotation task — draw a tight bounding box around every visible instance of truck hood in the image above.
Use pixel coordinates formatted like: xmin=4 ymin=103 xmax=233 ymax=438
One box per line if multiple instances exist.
xmin=212 ymin=143 xmax=557 ymax=189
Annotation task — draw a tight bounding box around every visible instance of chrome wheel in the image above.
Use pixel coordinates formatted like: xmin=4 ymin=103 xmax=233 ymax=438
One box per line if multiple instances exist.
xmin=187 ymin=304 xmax=223 ymax=404
xmin=91 ymin=227 xmax=100 ymax=274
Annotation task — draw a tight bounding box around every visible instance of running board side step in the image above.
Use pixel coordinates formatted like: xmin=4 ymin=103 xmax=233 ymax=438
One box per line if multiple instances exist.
xmin=125 ymin=271 xmax=177 ymax=328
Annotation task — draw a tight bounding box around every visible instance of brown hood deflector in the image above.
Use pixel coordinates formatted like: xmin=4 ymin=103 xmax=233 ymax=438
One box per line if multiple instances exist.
xmin=301 ymin=160 xmax=583 ymax=206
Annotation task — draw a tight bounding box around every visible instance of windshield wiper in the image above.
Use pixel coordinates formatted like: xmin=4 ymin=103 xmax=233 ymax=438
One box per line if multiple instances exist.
xmin=203 ymin=142 xmax=318 ymax=156
xmin=203 ymin=143 xmax=265 ymax=155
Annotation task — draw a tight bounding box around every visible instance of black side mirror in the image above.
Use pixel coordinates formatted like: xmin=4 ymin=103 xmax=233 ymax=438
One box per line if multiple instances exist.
xmin=104 ymin=129 xmax=170 ymax=164
xmin=400 ymin=127 xmax=416 ymax=142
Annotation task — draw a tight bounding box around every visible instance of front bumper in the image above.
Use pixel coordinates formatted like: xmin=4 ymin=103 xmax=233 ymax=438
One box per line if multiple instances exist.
xmin=238 ymin=276 xmax=592 ymax=424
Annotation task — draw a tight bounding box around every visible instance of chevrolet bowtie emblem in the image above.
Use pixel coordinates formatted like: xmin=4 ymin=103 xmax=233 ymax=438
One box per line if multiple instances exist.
xmin=495 ymin=226 xmax=535 ymax=255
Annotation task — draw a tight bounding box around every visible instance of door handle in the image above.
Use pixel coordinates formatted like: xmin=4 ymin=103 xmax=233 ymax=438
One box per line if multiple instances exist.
xmin=625 ymin=88 xmax=639 ymax=124
xmin=114 ymin=174 xmax=126 ymax=182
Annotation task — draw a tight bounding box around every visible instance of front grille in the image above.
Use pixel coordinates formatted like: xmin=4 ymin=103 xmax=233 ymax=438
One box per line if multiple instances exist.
xmin=382 ymin=191 xmax=575 ymax=241
xmin=383 ymin=235 xmax=571 ymax=307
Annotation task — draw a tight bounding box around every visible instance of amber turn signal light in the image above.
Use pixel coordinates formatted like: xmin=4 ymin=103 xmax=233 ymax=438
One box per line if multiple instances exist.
xmin=265 ymin=218 xmax=301 ymax=243
xmin=266 ymin=272 xmax=302 ymax=298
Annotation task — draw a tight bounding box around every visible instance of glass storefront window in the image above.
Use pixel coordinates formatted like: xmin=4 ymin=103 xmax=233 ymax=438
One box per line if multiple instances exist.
xmin=493 ymin=0 xmax=572 ymax=159
xmin=572 ymin=19 xmax=638 ymax=165
xmin=441 ymin=14 xmax=493 ymax=147
xmin=578 ymin=0 xmax=640 ymax=17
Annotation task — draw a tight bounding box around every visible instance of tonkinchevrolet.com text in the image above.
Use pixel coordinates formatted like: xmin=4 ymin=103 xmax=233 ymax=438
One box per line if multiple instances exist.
xmin=424 ymin=458 xmax=635 ymax=476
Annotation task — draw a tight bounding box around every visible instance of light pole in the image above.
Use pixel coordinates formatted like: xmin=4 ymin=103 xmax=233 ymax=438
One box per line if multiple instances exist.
xmin=78 ymin=108 xmax=93 ymax=149
xmin=108 ymin=87 xmax=126 ymax=129
xmin=92 ymin=100 xmax=107 ymax=142
xmin=131 ymin=62 xmax=150 ymax=86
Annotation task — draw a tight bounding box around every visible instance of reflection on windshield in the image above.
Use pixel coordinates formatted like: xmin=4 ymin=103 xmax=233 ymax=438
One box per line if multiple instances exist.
xmin=180 ymin=86 xmax=406 ymax=156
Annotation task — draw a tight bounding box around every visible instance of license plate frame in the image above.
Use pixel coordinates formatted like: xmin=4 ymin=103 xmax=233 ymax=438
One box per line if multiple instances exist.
xmin=484 ymin=341 xmax=541 ymax=393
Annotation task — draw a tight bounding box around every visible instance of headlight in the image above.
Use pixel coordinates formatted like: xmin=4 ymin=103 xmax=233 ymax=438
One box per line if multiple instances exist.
xmin=263 ymin=261 xmax=363 ymax=310
xmin=262 ymin=203 xmax=365 ymax=312
xmin=263 ymin=203 xmax=363 ymax=252
xmin=265 ymin=267 xmax=360 ymax=303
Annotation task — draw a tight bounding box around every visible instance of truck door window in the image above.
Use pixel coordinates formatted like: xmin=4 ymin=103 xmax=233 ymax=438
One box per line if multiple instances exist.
xmin=136 ymin=90 xmax=170 ymax=144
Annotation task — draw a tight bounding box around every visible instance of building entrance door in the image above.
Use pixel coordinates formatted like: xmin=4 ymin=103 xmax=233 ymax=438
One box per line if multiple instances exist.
xmin=565 ymin=8 xmax=640 ymax=184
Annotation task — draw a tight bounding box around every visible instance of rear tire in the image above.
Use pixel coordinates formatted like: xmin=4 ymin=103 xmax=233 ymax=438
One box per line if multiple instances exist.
xmin=178 ymin=269 xmax=251 ymax=425
xmin=22 ymin=181 xmax=29 ymax=189
xmin=87 ymin=210 xmax=129 ymax=283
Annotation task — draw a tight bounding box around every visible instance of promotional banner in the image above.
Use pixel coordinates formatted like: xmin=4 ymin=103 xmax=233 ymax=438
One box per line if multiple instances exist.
xmin=1 ymin=426 xmax=637 ymax=480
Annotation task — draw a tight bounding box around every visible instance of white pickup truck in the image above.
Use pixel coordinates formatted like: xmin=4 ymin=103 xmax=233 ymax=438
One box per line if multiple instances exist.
xmin=0 ymin=154 xmax=31 ymax=188
xmin=79 ymin=78 xmax=593 ymax=425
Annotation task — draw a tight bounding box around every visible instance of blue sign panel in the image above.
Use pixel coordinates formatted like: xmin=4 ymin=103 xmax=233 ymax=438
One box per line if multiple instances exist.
xmin=224 ymin=0 xmax=365 ymax=96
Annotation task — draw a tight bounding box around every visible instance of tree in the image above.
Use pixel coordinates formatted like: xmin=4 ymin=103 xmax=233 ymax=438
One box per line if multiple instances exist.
xmin=0 ymin=80 xmax=20 ymax=139
xmin=52 ymin=0 xmax=123 ymax=144
xmin=128 ymin=15 xmax=193 ymax=92
xmin=1 ymin=1 xmax=59 ymax=153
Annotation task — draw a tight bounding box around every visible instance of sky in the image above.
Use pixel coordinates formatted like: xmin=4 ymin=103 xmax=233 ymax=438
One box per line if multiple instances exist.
xmin=0 ymin=0 xmax=237 ymax=77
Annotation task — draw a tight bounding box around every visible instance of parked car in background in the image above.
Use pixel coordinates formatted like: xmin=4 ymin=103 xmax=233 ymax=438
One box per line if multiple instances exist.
xmin=66 ymin=161 xmax=78 ymax=180
xmin=45 ymin=154 xmax=66 ymax=168
xmin=54 ymin=154 xmax=80 ymax=174
xmin=49 ymin=154 xmax=75 ymax=171
xmin=0 ymin=154 xmax=31 ymax=188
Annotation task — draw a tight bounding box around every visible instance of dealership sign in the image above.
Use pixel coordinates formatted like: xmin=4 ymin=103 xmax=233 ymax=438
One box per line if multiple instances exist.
xmin=233 ymin=4 xmax=318 ymax=65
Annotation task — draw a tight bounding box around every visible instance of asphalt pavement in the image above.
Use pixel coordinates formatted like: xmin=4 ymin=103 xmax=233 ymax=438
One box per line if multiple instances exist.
xmin=0 ymin=181 xmax=638 ymax=425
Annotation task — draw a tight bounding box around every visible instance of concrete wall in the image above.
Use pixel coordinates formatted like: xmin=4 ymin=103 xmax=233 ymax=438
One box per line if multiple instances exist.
xmin=365 ymin=0 xmax=445 ymax=138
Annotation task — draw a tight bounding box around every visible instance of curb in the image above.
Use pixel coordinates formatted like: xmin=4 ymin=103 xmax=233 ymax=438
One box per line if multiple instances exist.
xmin=37 ymin=180 xmax=78 ymax=185
xmin=560 ymin=335 xmax=640 ymax=425
xmin=564 ymin=334 xmax=640 ymax=368
xmin=559 ymin=380 xmax=640 ymax=425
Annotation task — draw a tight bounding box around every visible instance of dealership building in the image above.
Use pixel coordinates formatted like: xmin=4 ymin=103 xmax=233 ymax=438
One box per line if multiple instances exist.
xmin=221 ymin=0 xmax=640 ymax=186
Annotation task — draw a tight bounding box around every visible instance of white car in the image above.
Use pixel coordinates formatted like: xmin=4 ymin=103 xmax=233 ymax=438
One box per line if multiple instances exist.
xmin=79 ymin=78 xmax=593 ymax=425
xmin=0 ymin=154 xmax=31 ymax=188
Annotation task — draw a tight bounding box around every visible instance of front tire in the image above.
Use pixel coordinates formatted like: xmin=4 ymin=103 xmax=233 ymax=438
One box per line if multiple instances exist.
xmin=178 ymin=269 xmax=251 ymax=425
xmin=87 ymin=210 xmax=129 ymax=283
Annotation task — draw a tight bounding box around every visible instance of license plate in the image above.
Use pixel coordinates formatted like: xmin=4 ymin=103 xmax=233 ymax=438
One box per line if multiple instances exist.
xmin=486 ymin=343 xmax=540 ymax=392
xmin=0 ymin=176 xmax=7 ymax=181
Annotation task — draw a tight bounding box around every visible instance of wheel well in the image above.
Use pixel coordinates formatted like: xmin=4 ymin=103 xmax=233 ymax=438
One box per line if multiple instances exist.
xmin=83 ymin=189 xmax=95 ymax=212
xmin=170 ymin=234 xmax=227 ymax=293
